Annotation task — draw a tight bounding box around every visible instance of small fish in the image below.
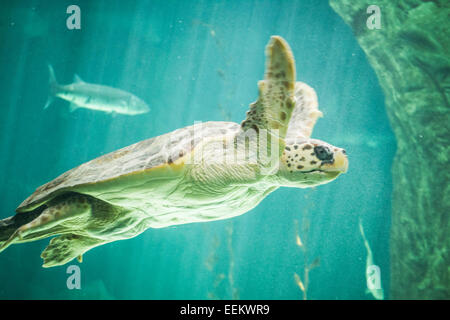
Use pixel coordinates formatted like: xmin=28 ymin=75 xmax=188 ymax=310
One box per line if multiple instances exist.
xmin=45 ymin=65 xmax=150 ymax=115
xmin=359 ymin=218 xmax=384 ymax=300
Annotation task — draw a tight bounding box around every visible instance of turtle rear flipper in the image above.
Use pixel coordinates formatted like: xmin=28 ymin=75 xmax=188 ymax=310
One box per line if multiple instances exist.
xmin=0 ymin=210 xmax=43 ymax=244
xmin=0 ymin=194 xmax=92 ymax=254
xmin=41 ymin=234 xmax=107 ymax=268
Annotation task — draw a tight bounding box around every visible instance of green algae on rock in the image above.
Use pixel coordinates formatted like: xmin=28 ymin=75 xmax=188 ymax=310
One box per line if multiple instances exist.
xmin=330 ymin=0 xmax=449 ymax=299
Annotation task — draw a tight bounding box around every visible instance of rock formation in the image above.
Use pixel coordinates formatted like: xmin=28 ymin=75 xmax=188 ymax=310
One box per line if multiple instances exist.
xmin=330 ymin=0 xmax=449 ymax=299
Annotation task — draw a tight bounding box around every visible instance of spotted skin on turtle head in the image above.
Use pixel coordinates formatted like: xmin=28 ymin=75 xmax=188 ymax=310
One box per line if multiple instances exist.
xmin=282 ymin=139 xmax=347 ymax=174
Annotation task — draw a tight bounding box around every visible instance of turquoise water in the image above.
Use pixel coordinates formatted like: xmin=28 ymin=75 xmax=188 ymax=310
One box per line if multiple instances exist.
xmin=0 ymin=0 xmax=395 ymax=299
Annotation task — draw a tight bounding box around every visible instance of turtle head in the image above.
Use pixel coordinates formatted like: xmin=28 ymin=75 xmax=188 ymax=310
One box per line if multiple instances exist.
xmin=276 ymin=139 xmax=348 ymax=188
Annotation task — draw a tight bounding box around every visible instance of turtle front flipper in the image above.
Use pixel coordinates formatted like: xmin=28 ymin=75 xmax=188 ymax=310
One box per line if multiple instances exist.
xmin=240 ymin=36 xmax=296 ymax=139
xmin=285 ymin=82 xmax=323 ymax=143
xmin=41 ymin=234 xmax=107 ymax=268
xmin=238 ymin=36 xmax=297 ymax=174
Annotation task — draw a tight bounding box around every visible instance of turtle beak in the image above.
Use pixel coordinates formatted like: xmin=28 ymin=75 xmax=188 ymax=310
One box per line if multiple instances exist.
xmin=320 ymin=149 xmax=348 ymax=173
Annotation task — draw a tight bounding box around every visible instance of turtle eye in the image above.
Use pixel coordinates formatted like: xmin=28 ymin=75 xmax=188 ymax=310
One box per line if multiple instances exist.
xmin=314 ymin=146 xmax=333 ymax=161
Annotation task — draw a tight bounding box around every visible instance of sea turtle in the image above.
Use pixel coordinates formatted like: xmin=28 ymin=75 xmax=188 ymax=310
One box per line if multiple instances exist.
xmin=0 ymin=36 xmax=348 ymax=267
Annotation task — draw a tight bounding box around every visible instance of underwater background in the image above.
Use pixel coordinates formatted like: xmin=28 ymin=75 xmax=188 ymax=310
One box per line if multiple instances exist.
xmin=0 ymin=0 xmax=396 ymax=299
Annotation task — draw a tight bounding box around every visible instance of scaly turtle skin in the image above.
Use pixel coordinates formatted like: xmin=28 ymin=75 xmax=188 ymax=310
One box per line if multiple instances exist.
xmin=0 ymin=36 xmax=348 ymax=267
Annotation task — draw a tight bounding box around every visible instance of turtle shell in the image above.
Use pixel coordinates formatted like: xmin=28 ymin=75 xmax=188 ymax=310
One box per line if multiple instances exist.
xmin=18 ymin=121 xmax=240 ymax=212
